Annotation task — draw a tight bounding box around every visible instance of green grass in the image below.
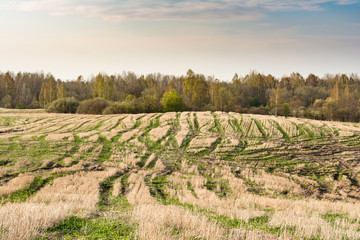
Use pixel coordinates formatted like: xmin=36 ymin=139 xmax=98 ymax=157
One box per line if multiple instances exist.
xmin=92 ymin=120 xmax=105 ymax=131
xmin=322 ymin=212 xmax=358 ymax=225
xmin=135 ymin=153 xmax=151 ymax=168
xmin=98 ymin=171 xmax=124 ymax=208
xmin=109 ymin=117 xmax=125 ymax=131
xmin=0 ymin=116 xmax=16 ymax=127
xmin=97 ymin=136 xmax=113 ymax=164
xmin=245 ymin=120 xmax=253 ymax=136
xmin=38 ymin=214 xmax=135 ymax=240
xmin=147 ymin=175 xmax=169 ymax=202
xmin=147 ymin=157 xmax=157 ymax=169
xmin=272 ymin=120 xmax=290 ymax=141
xmin=253 ymin=119 xmax=267 ymax=138
xmin=120 ymin=174 xmax=130 ymax=195
xmin=193 ymin=113 xmax=200 ymax=132
xmin=230 ymin=116 xmax=244 ymax=136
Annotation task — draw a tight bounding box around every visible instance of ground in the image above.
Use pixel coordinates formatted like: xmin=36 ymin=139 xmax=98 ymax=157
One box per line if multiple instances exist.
xmin=0 ymin=108 xmax=360 ymax=239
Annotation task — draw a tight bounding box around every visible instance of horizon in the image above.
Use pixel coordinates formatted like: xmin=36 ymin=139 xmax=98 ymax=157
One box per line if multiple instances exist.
xmin=1 ymin=0 xmax=359 ymax=81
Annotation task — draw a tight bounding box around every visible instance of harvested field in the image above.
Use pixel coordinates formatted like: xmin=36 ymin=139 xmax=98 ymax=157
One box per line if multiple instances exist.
xmin=1 ymin=109 xmax=360 ymax=239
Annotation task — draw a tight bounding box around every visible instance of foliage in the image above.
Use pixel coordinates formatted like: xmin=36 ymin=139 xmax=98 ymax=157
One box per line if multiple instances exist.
xmin=39 ymin=74 xmax=57 ymax=107
xmin=76 ymin=98 xmax=110 ymax=114
xmin=2 ymin=69 xmax=360 ymax=122
xmin=46 ymin=97 xmax=80 ymax=113
xmin=103 ymin=102 xmax=136 ymax=114
xmin=57 ymin=82 xmax=68 ymax=99
xmin=161 ymin=89 xmax=185 ymax=112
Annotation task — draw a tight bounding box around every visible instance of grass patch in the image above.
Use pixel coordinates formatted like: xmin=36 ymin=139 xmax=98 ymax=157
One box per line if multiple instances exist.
xmin=272 ymin=120 xmax=290 ymax=141
xmin=98 ymin=171 xmax=124 ymax=208
xmin=0 ymin=117 xmax=16 ymax=127
xmin=38 ymin=215 xmax=135 ymax=240
xmin=97 ymin=136 xmax=113 ymax=164
xmin=253 ymin=119 xmax=267 ymax=138
xmin=92 ymin=120 xmax=105 ymax=131
xmin=147 ymin=175 xmax=169 ymax=202
xmin=120 ymin=174 xmax=130 ymax=195
xmin=109 ymin=117 xmax=125 ymax=131
xmin=193 ymin=113 xmax=200 ymax=132
xmin=147 ymin=157 xmax=157 ymax=169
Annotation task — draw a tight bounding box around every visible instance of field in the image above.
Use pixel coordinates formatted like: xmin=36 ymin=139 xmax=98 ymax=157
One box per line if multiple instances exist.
xmin=0 ymin=109 xmax=360 ymax=239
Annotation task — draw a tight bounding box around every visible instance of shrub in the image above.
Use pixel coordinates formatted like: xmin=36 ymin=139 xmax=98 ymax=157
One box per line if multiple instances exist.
xmin=161 ymin=89 xmax=185 ymax=112
xmin=76 ymin=98 xmax=110 ymax=115
xmin=15 ymin=103 xmax=26 ymax=109
xmin=138 ymin=89 xmax=162 ymax=113
xmin=103 ymin=102 xmax=136 ymax=114
xmin=28 ymin=100 xmax=41 ymax=109
xmin=46 ymin=97 xmax=80 ymax=113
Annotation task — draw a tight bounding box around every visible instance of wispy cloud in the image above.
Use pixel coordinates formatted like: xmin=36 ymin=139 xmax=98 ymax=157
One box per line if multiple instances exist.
xmin=0 ymin=0 xmax=358 ymax=22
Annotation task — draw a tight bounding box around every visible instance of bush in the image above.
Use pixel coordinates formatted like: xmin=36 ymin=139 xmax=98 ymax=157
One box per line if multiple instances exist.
xmin=161 ymin=89 xmax=185 ymax=112
xmin=15 ymin=103 xmax=26 ymax=109
xmin=28 ymin=100 xmax=41 ymax=109
xmin=76 ymin=98 xmax=110 ymax=115
xmin=103 ymin=102 xmax=136 ymax=114
xmin=46 ymin=97 xmax=80 ymax=113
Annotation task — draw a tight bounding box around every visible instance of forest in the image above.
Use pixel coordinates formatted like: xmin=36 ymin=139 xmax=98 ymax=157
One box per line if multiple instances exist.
xmin=0 ymin=69 xmax=359 ymax=122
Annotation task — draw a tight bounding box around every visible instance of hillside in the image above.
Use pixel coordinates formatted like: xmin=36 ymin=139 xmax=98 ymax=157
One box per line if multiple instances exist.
xmin=0 ymin=109 xmax=360 ymax=239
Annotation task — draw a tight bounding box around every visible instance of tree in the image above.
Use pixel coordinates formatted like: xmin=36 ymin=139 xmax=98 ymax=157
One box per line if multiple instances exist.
xmin=269 ymin=84 xmax=283 ymax=116
xmin=92 ymin=73 xmax=105 ymax=98
xmin=139 ymin=88 xmax=162 ymax=113
xmin=209 ymin=81 xmax=234 ymax=111
xmin=183 ymin=69 xmax=196 ymax=108
xmin=39 ymin=74 xmax=57 ymax=107
xmin=161 ymin=89 xmax=185 ymax=112
xmin=330 ymin=80 xmax=341 ymax=102
xmin=104 ymin=75 xmax=115 ymax=100
xmin=57 ymin=82 xmax=68 ymax=99
xmin=192 ymin=77 xmax=210 ymax=110
xmin=0 ymin=72 xmax=15 ymax=107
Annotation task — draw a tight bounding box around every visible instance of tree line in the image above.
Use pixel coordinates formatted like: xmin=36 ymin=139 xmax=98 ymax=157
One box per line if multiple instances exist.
xmin=0 ymin=70 xmax=360 ymax=122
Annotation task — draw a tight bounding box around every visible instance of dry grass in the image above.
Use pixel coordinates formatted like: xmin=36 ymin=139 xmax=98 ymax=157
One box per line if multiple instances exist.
xmin=0 ymin=203 xmax=70 ymax=240
xmin=149 ymin=125 xmax=170 ymax=142
xmin=30 ymin=169 xmax=117 ymax=211
xmin=1 ymin=110 xmax=360 ymax=240
xmin=131 ymin=204 xmax=225 ymax=240
xmin=0 ymin=173 xmax=34 ymax=196
xmin=269 ymin=207 xmax=360 ymax=240
xmin=246 ymin=169 xmax=305 ymax=196
xmin=0 ymin=169 xmax=117 ymax=240
xmin=127 ymin=172 xmax=157 ymax=205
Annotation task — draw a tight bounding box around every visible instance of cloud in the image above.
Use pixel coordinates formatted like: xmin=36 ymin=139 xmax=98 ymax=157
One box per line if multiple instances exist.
xmin=1 ymin=0 xmax=358 ymax=22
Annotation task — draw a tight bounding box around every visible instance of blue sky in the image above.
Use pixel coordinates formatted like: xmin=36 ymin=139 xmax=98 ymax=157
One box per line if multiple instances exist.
xmin=0 ymin=0 xmax=359 ymax=81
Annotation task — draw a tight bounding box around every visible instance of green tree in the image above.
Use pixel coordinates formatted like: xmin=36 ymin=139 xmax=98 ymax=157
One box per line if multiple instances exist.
xmin=92 ymin=74 xmax=105 ymax=98
xmin=139 ymin=88 xmax=162 ymax=113
xmin=182 ymin=69 xmax=196 ymax=108
xmin=57 ymin=82 xmax=68 ymax=99
xmin=209 ymin=81 xmax=234 ymax=111
xmin=192 ymin=77 xmax=210 ymax=110
xmin=0 ymin=72 xmax=15 ymax=107
xmin=104 ymin=75 xmax=114 ymax=100
xmin=92 ymin=74 xmax=114 ymax=100
xmin=161 ymin=89 xmax=185 ymax=112
xmin=39 ymin=74 xmax=57 ymax=107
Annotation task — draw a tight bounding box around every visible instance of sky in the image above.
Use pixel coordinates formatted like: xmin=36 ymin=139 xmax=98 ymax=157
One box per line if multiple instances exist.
xmin=0 ymin=0 xmax=359 ymax=81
